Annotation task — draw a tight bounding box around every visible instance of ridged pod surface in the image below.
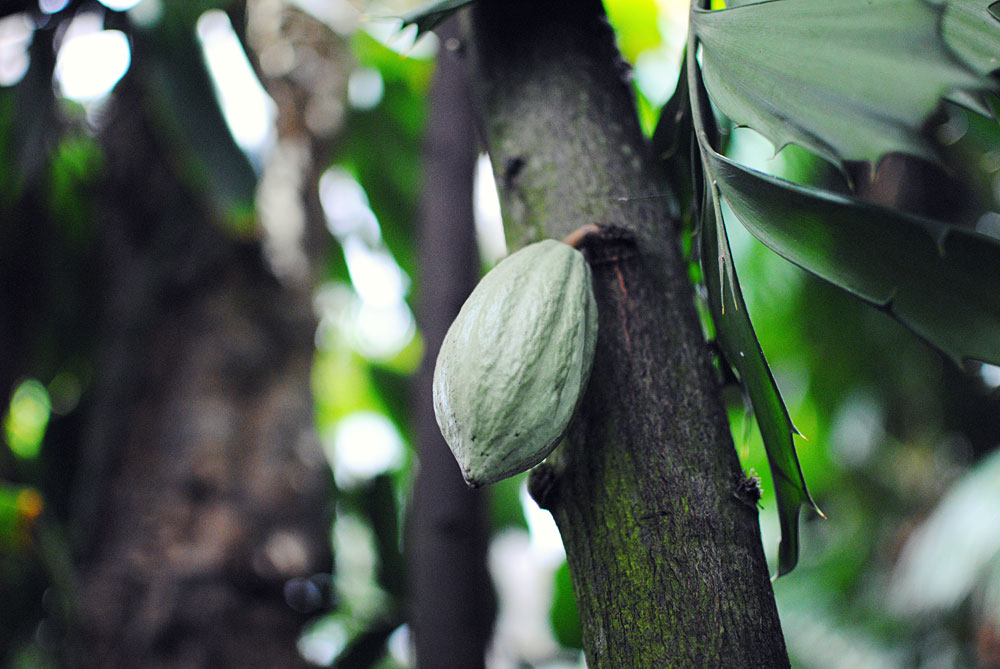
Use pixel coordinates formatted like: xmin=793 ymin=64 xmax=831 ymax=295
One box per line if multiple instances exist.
xmin=433 ymin=239 xmax=598 ymax=487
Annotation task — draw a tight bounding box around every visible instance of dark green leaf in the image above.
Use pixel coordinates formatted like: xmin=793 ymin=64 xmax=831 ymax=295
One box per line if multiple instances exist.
xmin=943 ymin=0 xmax=1000 ymax=76
xmin=691 ymin=0 xmax=984 ymax=166
xmin=687 ymin=42 xmax=819 ymax=576
xmin=400 ymin=0 xmax=476 ymax=37
xmin=699 ymin=178 xmax=819 ymax=577
xmin=704 ymin=147 xmax=1000 ymax=366
xmin=651 ymin=52 xmax=690 ymax=165
xmin=652 ymin=50 xmax=693 ymax=221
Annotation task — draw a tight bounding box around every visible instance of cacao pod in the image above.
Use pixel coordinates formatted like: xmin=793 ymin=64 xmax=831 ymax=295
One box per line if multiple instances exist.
xmin=432 ymin=239 xmax=598 ymax=487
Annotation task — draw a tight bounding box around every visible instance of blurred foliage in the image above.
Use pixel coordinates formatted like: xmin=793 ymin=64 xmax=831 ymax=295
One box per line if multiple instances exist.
xmin=337 ymin=30 xmax=433 ymax=283
xmin=129 ymin=2 xmax=259 ymax=233
xmin=2 ymin=0 xmax=1000 ymax=667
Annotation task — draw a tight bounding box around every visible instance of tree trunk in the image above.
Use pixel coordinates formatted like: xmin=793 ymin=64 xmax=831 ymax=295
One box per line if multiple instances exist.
xmin=67 ymin=69 xmax=331 ymax=668
xmin=466 ymin=0 xmax=788 ymax=665
xmin=407 ymin=17 xmax=496 ymax=668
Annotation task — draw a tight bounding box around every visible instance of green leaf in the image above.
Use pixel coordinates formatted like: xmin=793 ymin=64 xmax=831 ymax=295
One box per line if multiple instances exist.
xmin=943 ymin=0 xmax=1000 ymax=76
xmin=704 ymin=147 xmax=1000 ymax=366
xmin=604 ymin=0 xmax=663 ymax=63
xmin=550 ymin=561 xmax=583 ymax=649
xmin=691 ymin=0 xmax=984 ymax=166
xmin=358 ymin=474 xmax=405 ymax=599
xmin=652 ymin=50 xmax=694 ymax=221
xmin=400 ymin=0 xmax=476 ymax=37
xmin=652 ymin=53 xmax=690 ymax=162
xmin=687 ymin=35 xmax=818 ymax=576
xmin=489 ymin=475 xmax=529 ymax=532
xmin=699 ymin=176 xmax=819 ymax=577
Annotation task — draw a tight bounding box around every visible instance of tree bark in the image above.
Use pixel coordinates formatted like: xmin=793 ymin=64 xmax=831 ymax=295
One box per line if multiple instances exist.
xmin=467 ymin=0 xmax=788 ymax=665
xmin=67 ymin=69 xmax=331 ymax=668
xmin=407 ymin=17 xmax=496 ymax=668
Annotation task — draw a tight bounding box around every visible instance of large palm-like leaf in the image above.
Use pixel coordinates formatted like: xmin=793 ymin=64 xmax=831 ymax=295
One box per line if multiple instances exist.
xmin=684 ymin=0 xmax=1000 ymax=576
xmin=943 ymin=0 xmax=1000 ymax=76
xmin=691 ymin=0 xmax=984 ymax=167
xmin=704 ymin=147 xmax=1000 ymax=366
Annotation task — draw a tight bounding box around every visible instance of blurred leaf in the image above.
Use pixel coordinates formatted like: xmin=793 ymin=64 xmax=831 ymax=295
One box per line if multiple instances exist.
xmin=490 ymin=475 xmax=528 ymax=532
xmin=604 ymin=0 xmax=662 ymax=63
xmin=358 ymin=474 xmax=405 ymax=599
xmin=980 ymin=552 xmax=1000 ymax=635
xmin=935 ymin=102 xmax=1000 ymax=228
xmin=368 ymin=366 xmax=414 ymax=445
xmin=313 ymin=343 xmax=389 ymax=431
xmin=0 ymin=485 xmax=43 ymax=553
xmin=400 ymin=0 xmax=475 ymax=37
xmin=943 ymin=0 xmax=1000 ymax=77
xmin=339 ymin=33 xmax=433 ymax=287
xmin=890 ymin=447 xmax=1000 ymax=615
xmin=46 ymin=134 xmax=102 ymax=247
xmin=692 ymin=0 xmax=984 ymax=167
xmin=333 ymin=617 xmax=402 ymax=668
xmin=550 ymin=561 xmax=582 ymax=650
xmin=700 ymin=176 xmax=819 ymax=577
xmin=705 ymin=147 xmax=1000 ymax=366
xmin=777 ymin=574 xmax=908 ymax=668
xmin=131 ymin=9 xmax=258 ymax=234
xmin=350 ymin=30 xmax=435 ymax=97
xmin=4 ymin=380 xmax=50 ymax=461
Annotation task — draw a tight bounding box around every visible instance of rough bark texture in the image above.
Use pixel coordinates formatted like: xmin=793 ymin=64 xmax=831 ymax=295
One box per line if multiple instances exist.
xmin=67 ymin=70 xmax=331 ymax=668
xmin=468 ymin=0 xmax=788 ymax=665
xmin=407 ymin=17 xmax=496 ymax=668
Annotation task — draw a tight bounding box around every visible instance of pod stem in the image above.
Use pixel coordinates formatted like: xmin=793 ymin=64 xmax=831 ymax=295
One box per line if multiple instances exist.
xmin=563 ymin=223 xmax=603 ymax=248
xmin=563 ymin=224 xmax=637 ymax=265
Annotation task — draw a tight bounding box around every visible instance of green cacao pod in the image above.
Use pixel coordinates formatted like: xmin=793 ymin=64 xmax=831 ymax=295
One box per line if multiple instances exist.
xmin=432 ymin=239 xmax=598 ymax=487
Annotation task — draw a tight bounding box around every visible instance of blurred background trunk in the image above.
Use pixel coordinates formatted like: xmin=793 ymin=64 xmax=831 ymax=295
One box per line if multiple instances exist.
xmin=66 ymin=65 xmax=333 ymax=667
xmin=407 ymin=15 xmax=496 ymax=668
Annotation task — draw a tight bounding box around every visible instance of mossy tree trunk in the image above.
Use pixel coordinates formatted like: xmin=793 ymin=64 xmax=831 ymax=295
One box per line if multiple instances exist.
xmin=466 ymin=0 xmax=789 ymax=665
